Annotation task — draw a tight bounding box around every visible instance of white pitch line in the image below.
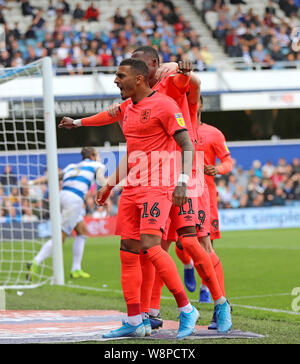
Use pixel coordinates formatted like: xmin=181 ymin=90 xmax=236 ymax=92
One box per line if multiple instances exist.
xmin=229 ymin=292 xmax=292 ymax=300
xmin=230 ymin=304 xmax=300 ymax=316
xmin=65 ymin=285 xmax=300 ymax=316
xmin=217 ymin=245 xmax=300 ymax=250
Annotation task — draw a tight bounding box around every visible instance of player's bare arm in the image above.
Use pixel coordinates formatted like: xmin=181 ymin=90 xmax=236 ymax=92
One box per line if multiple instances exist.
xmin=187 ymin=72 xmax=201 ymax=105
xmin=204 ymin=165 xmax=218 ymax=176
xmin=173 ymin=60 xmax=201 ymax=104
xmin=204 ymin=155 xmax=233 ymax=176
xmin=178 ymin=60 xmax=193 ymax=76
xmin=155 ymin=62 xmax=178 ymax=82
xmin=58 ymin=116 xmax=80 ymax=129
xmin=172 ymin=130 xmax=195 ymax=206
xmin=177 ymin=60 xmax=201 ymax=105
xmin=107 ymin=103 xmax=121 ymax=117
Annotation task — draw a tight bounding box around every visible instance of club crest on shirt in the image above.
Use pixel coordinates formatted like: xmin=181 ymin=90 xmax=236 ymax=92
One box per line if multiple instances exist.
xmin=175 ymin=113 xmax=185 ymax=127
xmin=140 ymin=109 xmax=151 ymax=123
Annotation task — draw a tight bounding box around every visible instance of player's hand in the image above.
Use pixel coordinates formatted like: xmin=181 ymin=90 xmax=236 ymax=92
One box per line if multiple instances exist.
xmin=58 ymin=116 xmax=77 ymax=129
xmin=204 ymin=165 xmax=218 ymax=176
xmin=95 ymin=184 xmax=113 ymax=206
xmin=172 ymin=184 xmax=188 ymax=206
xmin=107 ymin=103 xmax=121 ymax=118
xmin=155 ymin=62 xmax=178 ymax=82
xmin=178 ymin=60 xmax=193 ymax=76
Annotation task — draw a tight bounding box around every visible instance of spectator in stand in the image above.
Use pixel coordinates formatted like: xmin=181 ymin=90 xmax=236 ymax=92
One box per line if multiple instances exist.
xmin=272 ymin=187 xmax=286 ymax=206
xmin=280 ymin=0 xmax=298 ymax=17
xmin=32 ymin=10 xmax=46 ymax=30
xmin=98 ymin=43 xmax=113 ymax=66
xmin=73 ymin=3 xmax=85 ymax=21
xmin=265 ymin=0 xmax=277 ymax=16
xmin=226 ymin=28 xmax=242 ymax=57
xmin=270 ymin=43 xmax=285 ymax=62
xmin=1 ymin=165 xmax=17 ymax=194
xmin=239 ymin=193 xmax=250 ymax=208
xmin=240 ymin=26 xmax=258 ymax=53
xmin=0 ymin=49 xmax=12 ymax=67
xmin=21 ymin=0 xmax=35 ymax=17
xmin=22 ymin=207 xmax=38 ymax=222
xmin=113 ymin=7 xmax=126 ymax=27
xmin=56 ymin=0 xmax=70 ymax=15
xmin=283 ymin=178 xmax=296 ymax=201
xmin=200 ymin=45 xmax=214 ymax=66
xmin=252 ymin=160 xmax=263 ymax=179
xmin=252 ymin=43 xmax=268 ymax=63
xmin=292 ymin=158 xmax=300 ymax=174
xmin=24 ymin=25 xmax=36 ymax=40
xmin=10 ymin=22 xmax=21 ymax=40
xmin=252 ymin=193 xmax=265 ymax=207
xmin=125 ymin=8 xmax=136 ymax=28
xmin=262 ymin=161 xmax=276 ymax=178
xmin=47 ymin=0 xmax=56 ymax=18
xmin=85 ymin=2 xmax=100 ymax=22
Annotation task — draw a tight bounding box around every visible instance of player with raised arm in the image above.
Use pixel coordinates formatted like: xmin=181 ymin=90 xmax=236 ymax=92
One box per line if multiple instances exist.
xmin=98 ymin=58 xmax=199 ymax=339
xmin=59 ymin=48 xmax=232 ymax=335
xmin=129 ymin=48 xmax=231 ymax=333
xmin=26 ymin=147 xmax=106 ymax=280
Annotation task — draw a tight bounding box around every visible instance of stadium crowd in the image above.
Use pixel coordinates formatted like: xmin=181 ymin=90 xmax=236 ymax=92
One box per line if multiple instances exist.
xmin=192 ymin=0 xmax=300 ymax=68
xmin=0 ymin=0 xmax=299 ymax=72
xmin=215 ymin=156 xmax=300 ymax=209
xmin=0 ymin=156 xmax=300 ymax=223
xmin=0 ymin=0 xmax=215 ymax=73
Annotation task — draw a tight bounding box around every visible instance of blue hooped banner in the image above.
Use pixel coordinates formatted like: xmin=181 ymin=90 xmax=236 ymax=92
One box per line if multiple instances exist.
xmin=219 ymin=206 xmax=300 ymax=231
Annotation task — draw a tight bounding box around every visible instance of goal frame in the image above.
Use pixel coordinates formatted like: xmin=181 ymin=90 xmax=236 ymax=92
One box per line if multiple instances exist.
xmin=42 ymin=57 xmax=64 ymax=286
xmin=0 ymin=57 xmax=64 ymax=288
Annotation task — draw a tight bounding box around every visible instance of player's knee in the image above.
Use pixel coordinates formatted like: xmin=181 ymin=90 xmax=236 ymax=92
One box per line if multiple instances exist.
xmin=198 ymin=235 xmax=213 ymax=253
xmin=120 ymin=239 xmax=140 ymax=254
xmin=177 ymin=225 xmax=196 ymax=237
xmin=140 ymin=234 xmax=161 ymax=253
xmin=75 ymin=221 xmax=88 ymax=236
xmin=175 ymin=239 xmax=183 ymax=250
xmin=161 ymin=239 xmax=171 ymax=252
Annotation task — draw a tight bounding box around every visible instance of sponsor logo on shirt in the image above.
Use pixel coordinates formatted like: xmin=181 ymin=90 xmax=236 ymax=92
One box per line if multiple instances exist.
xmin=175 ymin=113 xmax=185 ymax=127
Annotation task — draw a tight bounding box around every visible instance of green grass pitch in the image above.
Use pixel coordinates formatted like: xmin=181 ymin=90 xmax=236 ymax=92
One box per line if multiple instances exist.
xmin=4 ymin=228 xmax=300 ymax=344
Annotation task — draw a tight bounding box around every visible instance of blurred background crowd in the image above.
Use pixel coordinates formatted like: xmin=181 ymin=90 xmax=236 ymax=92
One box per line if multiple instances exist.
xmin=215 ymin=156 xmax=300 ymax=209
xmin=195 ymin=0 xmax=300 ymax=68
xmin=0 ymin=0 xmax=215 ymax=73
xmin=1 ymin=0 xmax=299 ymax=73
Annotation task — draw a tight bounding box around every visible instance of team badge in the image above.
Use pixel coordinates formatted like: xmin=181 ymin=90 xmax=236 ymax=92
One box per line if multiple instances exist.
xmin=175 ymin=113 xmax=185 ymax=127
xmin=140 ymin=109 xmax=151 ymax=123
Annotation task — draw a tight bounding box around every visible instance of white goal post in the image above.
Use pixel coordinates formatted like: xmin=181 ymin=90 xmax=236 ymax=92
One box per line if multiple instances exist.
xmin=0 ymin=57 xmax=64 ymax=288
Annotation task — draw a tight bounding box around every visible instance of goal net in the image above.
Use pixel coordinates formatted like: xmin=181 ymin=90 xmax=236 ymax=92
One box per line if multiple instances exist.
xmin=0 ymin=58 xmax=64 ymax=289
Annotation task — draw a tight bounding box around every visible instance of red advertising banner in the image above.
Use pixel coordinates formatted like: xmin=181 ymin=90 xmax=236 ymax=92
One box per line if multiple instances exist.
xmin=83 ymin=216 xmax=117 ymax=236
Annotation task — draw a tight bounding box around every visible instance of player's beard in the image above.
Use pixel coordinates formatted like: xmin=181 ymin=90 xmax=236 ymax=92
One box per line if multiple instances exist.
xmin=119 ymin=85 xmax=134 ymax=100
xmin=120 ymin=88 xmax=127 ymax=100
